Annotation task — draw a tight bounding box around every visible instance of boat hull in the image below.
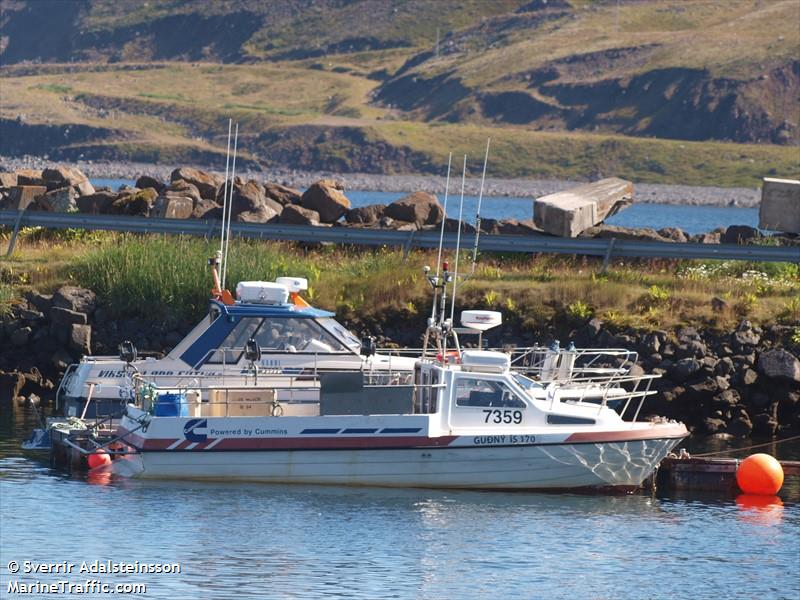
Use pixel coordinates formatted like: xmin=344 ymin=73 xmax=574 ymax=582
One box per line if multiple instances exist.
xmin=116 ymin=435 xmax=683 ymax=491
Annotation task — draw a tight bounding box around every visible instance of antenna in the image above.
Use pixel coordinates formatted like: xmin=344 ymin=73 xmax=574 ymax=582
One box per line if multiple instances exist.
xmin=219 ymin=118 xmax=232 ymax=262
xmin=435 ymin=153 xmax=452 ymax=280
xmin=221 ymin=122 xmax=238 ymax=290
xmin=449 ymin=154 xmax=467 ymax=326
xmin=430 ymin=152 xmax=452 ymax=324
xmin=470 ymin=138 xmax=491 ymax=275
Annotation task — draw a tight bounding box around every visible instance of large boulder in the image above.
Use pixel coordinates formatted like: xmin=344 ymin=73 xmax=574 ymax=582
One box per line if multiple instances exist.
xmin=166 ymin=179 xmax=202 ymax=206
xmin=300 ymin=180 xmax=350 ymax=223
xmin=153 ymin=195 xmax=194 ymax=219
xmin=237 ymin=200 xmax=281 ymax=224
xmin=757 ymin=349 xmax=800 ymax=383
xmin=722 ymin=225 xmax=762 ymax=245
xmin=263 ymin=182 xmax=302 ymax=206
xmin=218 ymin=179 xmax=263 ymax=217
xmin=109 ymin=188 xmax=157 ymax=216
xmin=135 ymin=175 xmax=166 ymax=193
xmin=0 ymin=173 xmax=17 ymax=188
xmin=384 ymin=192 xmax=443 ymax=227
xmin=4 ymin=185 xmax=46 ymax=210
xmin=52 ymin=286 xmax=96 ymax=315
xmin=280 ymin=204 xmax=320 ymax=226
xmin=69 ymin=324 xmax=92 ymax=356
xmin=77 ymin=190 xmax=117 ymax=214
xmin=170 ymin=167 xmax=221 ymax=201
xmin=346 ymin=204 xmax=386 ymax=224
xmin=191 ymin=199 xmax=221 ymax=220
xmin=16 ymin=169 xmax=44 ymax=186
xmin=42 ymin=165 xmax=94 ymax=196
xmin=37 ymin=186 xmax=77 ymax=212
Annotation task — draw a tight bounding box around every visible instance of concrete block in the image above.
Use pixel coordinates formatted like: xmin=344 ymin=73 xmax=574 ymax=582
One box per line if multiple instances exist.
xmin=533 ymin=177 xmax=633 ymax=237
xmin=760 ymin=178 xmax=799 ymax=233
xmin=0 ymin=173 xmax=17 ymax=188
xmin=6 ymin=185 xmax=47 ymax=210
xmin=153 ymin=194 xmax=193 ymax=219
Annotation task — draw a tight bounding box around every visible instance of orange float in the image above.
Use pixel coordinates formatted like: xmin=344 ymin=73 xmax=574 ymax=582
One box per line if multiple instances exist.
xmin=87 ymin=448 xmax=112 ymax=470
xmin=735 ymin=453 xmax=784 ymax=495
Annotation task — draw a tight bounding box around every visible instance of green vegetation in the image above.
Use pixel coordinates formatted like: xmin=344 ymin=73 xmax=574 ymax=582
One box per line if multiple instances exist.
xmin=2 ymin=233 xmax=798 ymax=336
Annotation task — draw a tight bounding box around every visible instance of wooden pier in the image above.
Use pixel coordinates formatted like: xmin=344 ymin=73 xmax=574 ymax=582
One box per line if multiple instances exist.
xmin=657 ymin=456 xmax=800 ymax=493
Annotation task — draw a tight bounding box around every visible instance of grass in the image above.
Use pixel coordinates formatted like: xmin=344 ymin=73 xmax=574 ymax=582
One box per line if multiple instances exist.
xmin=2 ymin=233 xmax=797 ymax=338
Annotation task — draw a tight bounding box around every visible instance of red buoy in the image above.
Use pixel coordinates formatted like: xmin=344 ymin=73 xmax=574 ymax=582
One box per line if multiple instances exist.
xmin=736 ymin=453 xmax=784 ymax=495
xmin=87 ymin=449 xmax=112 ymax=470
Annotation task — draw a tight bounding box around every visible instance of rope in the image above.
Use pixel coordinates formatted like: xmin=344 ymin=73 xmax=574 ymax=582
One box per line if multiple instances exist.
xmin=690 ymin=434 xmax=800 ymax=458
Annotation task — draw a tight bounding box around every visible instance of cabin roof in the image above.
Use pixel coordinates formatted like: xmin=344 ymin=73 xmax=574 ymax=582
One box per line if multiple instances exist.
xmin=212 ymin=299 xmax=334 ymax=318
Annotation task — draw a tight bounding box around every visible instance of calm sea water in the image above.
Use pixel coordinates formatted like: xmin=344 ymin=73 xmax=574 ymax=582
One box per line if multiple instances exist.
xmin=92 ymin=179 xmax=758 ymax=235
xmin=1 ymin=404 xmax=798 ymax=600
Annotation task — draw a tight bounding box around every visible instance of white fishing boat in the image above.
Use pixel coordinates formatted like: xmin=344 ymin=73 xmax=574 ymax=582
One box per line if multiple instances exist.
xmin=111 ymin=346 xmax=686 ymax=491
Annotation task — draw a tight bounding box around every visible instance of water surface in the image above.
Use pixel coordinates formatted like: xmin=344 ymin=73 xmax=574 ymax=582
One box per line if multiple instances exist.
xmin=1 ymin=404 xmax=797 ymax=600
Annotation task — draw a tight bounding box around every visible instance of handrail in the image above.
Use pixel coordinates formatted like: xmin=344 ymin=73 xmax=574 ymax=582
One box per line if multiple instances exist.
xmin=3 ymin=210 xmax=798 ymax=262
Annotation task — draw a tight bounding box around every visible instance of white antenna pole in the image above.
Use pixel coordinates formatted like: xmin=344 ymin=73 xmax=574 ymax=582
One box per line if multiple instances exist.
xmin=221 ymin=122 xmax=238 ymax=290
xmin=449 ymin=154 xmax=467 ymax=326
xmin=435 ymin=153 xmax=452 ymax=280
xmin=470 ymin=137 xmax=491 ymax=273
xmin=219 ymin=118 xmax=232 ymax=262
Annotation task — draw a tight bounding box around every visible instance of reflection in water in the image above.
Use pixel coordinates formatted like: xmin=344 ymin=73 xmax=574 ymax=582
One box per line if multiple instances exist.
xmin=1 ymin=402 xmax=799 ymax=599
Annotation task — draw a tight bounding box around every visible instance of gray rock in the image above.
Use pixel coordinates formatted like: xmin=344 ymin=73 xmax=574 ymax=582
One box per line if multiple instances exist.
xmin=300 ymin=180 xmax=350 ymax=223
xmin=346 ymin=204 xmax=387 ymax=224
xmin=38 ymin=186 xmax=78 ymax=212
xmin=751 ymin=413 xmax=779 ymax=437
xmin=135 ymin=175 xmax=165 ymax=193
xmin=69 ymin=324 xmax=91 ymax=356
xmin=757 ymin=349 xmax=800 ymax=383
xmin=741 ymin=368 xmax=759 ymax=386
xmin=49 ymin=306 xmax=88 ymax=326
xmin=642 ymin=332 xmax=661 ymax=354
xmin=170 ymin=167 xmax=221 ymax=201
xmin=721 ymin=225 xmax=762 ymax=244
xmin=672 ymin=357 xmax=701 ymax=381
xmin=52 ymin=286 xmax=96 ymax=314
xmin=76 ymin=191 xmax=117 ymax=214
xmin=714 ymin=375 xmax=730 ymax=391
xmin=153 ymin=194 xmax=194 ymax=219
xmin=10 ymin=326 xmax=31 ymax=346
xmin=263 ymin=182 xmax=302 ymax=206
xmin=384 ymin=192 xmax=443 ymax=227
xmin=165 ymin=180 xmax=202 ymax=206
xmin=280 ymin=204 xmax=320 ymax=226
xmin=51 ymin=349 xmax=74 ymax=371
xmin=25 ymin=291 xmax=52 ymax=313
xmin=733 ymin=329 xmax=760 ymax=348
xmin=703 ymin=417 xmax=727 ymax=434
xmin=191 ymin=199 xmax=221 ymax=219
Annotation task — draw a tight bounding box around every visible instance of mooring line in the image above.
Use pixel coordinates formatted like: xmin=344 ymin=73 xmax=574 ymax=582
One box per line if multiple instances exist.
xmin=690 ymin=434 xmax=800 ymax=458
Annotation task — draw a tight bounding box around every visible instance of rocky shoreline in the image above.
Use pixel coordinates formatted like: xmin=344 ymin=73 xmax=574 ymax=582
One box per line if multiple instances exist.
xmin=1 ymin=285 xmax=798 ymax=439
xmin=2 ymin=163 xmax=789 ymax=246
xmin=0 ymin=155 xmax=761 ymax=207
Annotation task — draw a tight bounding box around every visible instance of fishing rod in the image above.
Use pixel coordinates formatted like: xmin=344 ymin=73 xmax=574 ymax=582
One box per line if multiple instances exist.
xmin=221 ymin=122 xmax=239 ymax=290
xmin=469 ymin=138 xmax=491 ymax=276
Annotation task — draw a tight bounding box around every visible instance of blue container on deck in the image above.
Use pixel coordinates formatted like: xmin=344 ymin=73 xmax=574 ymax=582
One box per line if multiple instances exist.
xmin=154 ymin=392 xmax=189 ymax=417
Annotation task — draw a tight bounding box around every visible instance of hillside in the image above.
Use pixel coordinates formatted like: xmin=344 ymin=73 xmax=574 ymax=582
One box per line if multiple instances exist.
xmin=0 ymin=0 xmax=798 ymax=184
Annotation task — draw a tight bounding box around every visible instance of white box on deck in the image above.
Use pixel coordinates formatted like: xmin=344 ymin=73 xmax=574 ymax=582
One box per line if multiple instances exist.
xmin=460 ymin=350 xmax=510 ymax=373
xmin=236 ymin=281 xmax=289 ymax=304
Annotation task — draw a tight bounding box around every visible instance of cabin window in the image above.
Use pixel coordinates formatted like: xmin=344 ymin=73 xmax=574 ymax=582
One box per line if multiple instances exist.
xmin=455 ymin=378 xmax=526 ymax=408
xmin=206 ymin=318 xmax=263 ymax=364
xmin=547 ymin=415 xmax=596 ymax=425
xmin=253 ymin=318 xmax=349 ymax=353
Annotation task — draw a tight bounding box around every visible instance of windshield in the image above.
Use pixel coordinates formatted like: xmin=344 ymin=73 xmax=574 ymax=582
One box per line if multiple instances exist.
xmin=318 ymin=318 xmax=361 ymax=351
xmin=512 ymin=372 xmax=544 ymax=392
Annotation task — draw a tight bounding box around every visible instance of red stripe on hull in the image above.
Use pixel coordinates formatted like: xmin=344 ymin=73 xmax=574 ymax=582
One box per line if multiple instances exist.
xmin=565 ymin=424 xmax=688 ymax=444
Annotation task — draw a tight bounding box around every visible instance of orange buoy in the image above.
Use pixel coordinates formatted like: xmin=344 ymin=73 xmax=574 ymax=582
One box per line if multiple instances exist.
xmin=736 ymin=453 xmax=784 ymax=495
xmin=87 ymin=449 xmax=112 ymax=470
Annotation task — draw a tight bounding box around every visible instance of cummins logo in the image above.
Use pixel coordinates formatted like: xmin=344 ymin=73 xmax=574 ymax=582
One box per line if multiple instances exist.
xmin=183 ymin=419 xmax=208 ymax=443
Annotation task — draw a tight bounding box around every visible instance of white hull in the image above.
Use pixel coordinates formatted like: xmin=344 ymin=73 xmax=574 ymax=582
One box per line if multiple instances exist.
xmin=116 ymin=436 xmax=682 ymax=490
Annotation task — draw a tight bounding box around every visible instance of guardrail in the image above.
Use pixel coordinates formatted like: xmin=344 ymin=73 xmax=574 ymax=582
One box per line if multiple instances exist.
xmin=2 ymin=209 xmax=798 ymax=263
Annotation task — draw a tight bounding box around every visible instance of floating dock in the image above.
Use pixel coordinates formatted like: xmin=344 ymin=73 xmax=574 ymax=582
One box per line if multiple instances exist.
xmin=657 ymin=455 xmax=800 ymax=493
